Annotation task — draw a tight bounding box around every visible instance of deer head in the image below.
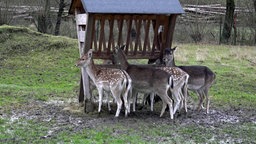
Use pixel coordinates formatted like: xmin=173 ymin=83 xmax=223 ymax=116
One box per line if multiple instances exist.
xmin=112 ymin=45 xmax=128 ymax=69
xmin=76 ymin=49 xmax=93 ymax=67
xmin=163 ymin=46 xmax=177 ymax=67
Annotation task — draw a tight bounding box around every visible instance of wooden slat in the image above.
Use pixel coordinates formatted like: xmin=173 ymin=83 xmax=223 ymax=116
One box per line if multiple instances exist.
xmin=151 ymin=18 xmax=160 ymax=56
xmin=143 ymin=19 xmax=150 ymax=55
xmin=98 ymin=17 xmax=105 ymax=53
xmin=134 ymin=18 xmax=142 ymax=55
xmin=76 ymin=14 xmax=87 ymax=25
xmin=166 ymin=15 xmax=177 ymax=48
xmin=84 ymin=15 xmax=94 ymax=53
xmin=90 ymin=18 xmax=97 ymax=51
xmin=125 ymin=17 xmax=132 ymax=54
xmin=107 ymin=17 xmax=114 ymax=55
xmin=78 ymin=31 xmax=85 ymax=42
xmin=117 ymin=16 xmax=124 ymax=46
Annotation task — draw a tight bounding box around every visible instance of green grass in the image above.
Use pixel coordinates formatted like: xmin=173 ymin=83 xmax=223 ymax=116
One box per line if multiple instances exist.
xmin=172 ymin=44 xmax=256 ymax=109
xmin=0 ymin=25 xmax=256 ymax=143
xmin=0 ymin=25 xmax=80 ymax=106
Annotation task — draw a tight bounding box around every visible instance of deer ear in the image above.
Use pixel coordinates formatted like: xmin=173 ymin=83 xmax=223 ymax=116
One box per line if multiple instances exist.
xmin=114 ymin=47 xmax=119 ymax=53
xmin=120 ymin=44 xmax=126 ymax=51
xmin=87 ymin=49 xmax=93 ymax=58
xmin=173 ymin=46 xmax=177 ymax=51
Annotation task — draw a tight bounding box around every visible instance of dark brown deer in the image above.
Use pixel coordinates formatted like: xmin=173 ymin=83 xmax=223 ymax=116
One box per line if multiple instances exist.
xmin=112 ymin=46 xmax=175 ymax=119
xmin=76 ymin=49 xmax=132 ymax=117
xmin=163 ymin=47 xmax=216 ymax=114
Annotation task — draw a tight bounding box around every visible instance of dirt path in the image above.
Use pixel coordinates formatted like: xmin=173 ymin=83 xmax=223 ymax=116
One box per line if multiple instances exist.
xmin=4 ymin=100 xmax=256 ymax=126
xmin=1 ymin=99 xmax=256 ymax=142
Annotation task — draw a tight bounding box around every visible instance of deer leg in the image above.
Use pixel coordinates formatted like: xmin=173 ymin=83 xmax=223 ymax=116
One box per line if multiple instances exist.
xmin=160 ymin=101 xmax=167 ymax=117
xmin=127 ymin=81 xmax=132 ymax=114
xmin=159 ymin=91 xmax=174 ymax=119
xmin=182 ymin=82 xmax=188 ymax=113
xmin=105 ymin=91 xmax=111 ymax=112
xmin=172 ymin=88 xmax=181 ymax=115
xmin=127 ymin=87 xmax=132 ymax=113
xmin=112 ymin=89 xmax=123 ymax=117
xmin=168 ymin=98 xmax=174 ymax=120
xmin=196 ymin=90 xmax=203 ymax=111
xmin=203 ymin=88 xmax=210 ymax=114
xmin=122 ymin=87 xmax=129 ymax=117
xmin=178 ymin=90 xmax=184 ymax=111
xmin=97 ymin=87 xmax=103 ymax=113
xmin=132 ymin=91 xmax=138 ymax=112
xmin=142 ymin=93 xmax=148 ymax=106
xmin=165 ymin=96 xmax=174 ymax=119
xmin=150 ymin=93 xmax=155 ymax=111
xmin=199 ymin=90 xmax=206 ymax=110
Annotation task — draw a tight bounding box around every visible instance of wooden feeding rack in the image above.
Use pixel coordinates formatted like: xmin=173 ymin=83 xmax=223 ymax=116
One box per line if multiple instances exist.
xmin=69 ymin=0 xmax=184 ymax=108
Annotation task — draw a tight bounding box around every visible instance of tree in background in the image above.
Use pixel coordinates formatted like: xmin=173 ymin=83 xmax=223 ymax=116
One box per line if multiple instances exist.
xmin=254 ymin=0 xmax=256 ymax=45
xmin=0 ymin=0 xmax=16 ymax=25
xmin=54 ymin=0 xmax=69 ymax=35
xmin=221 ymin=0 xmax=235 ymax=44
xmin=37 ymin=0 xmax=52 ymax=33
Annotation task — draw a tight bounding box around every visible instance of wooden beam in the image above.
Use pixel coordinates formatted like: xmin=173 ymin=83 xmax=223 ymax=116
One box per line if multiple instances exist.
xmin=98 ymin=16 xmax=105 ymax=53
xmin=134 ymin=18 xmax=142 ymax=55
xmin=143 ymin=19 xmax=150 ymax=55
xmin=151 ymin=18 xmax=160 ymax=56
xmin=166 ymin=15 xmax=177 ymax=48
xmin=125 ymin=17 xmax=132 ymax=54
xmin=117 ymin=15 xmax=124 ymax=46
xmin=81 ymin=13 xmax=94 ymax=101
xmin=107 ymin=17 xmax=114 ymax=55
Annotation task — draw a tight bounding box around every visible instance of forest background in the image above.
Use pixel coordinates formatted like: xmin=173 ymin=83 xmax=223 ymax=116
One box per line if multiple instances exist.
xmin=1 ymin=0 xmax=256 ymax=46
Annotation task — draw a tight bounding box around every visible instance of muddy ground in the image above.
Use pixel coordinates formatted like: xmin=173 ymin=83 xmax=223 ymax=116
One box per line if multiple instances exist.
xmin=1 ymin=98 xmax=256 ymax=143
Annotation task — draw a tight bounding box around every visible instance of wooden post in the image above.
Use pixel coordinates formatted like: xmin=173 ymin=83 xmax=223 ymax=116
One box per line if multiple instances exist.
xmin=75 ymin=9 xmax=92 ymax=111
xmin=219 ymin=16 xmax=222 ymax=45
xmin=165 ymin=14 xmax=177 ymax=48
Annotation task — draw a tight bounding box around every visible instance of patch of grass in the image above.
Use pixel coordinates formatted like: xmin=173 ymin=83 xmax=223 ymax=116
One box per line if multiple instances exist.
xmin=0 ymin=25 xmax=80 ymax=107
xmin=0 ymin=118 xmax=48 ymax=143
xmin=173 ymin=43 xmax=256 ymax=109
xmin=65 ymin=126 xmax=146 ymax=144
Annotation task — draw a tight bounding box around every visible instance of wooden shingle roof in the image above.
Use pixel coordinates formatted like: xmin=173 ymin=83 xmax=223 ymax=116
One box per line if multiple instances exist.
xmin=69 ymin=0 xmax=184 ymax=15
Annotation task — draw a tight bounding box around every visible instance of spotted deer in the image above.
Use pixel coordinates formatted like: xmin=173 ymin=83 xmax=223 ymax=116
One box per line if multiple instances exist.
xmin=156 ymin=67 xmax=189 ymax=114
xmin=112 ymin=46 xmax=175 ymax=119
xmin=76 ymin=49 xmax=132 ymax=117
xmin=140 ymin=61 xmax=189 ymax=114
xmin=163 ymin=47 xmax=216 ymax=113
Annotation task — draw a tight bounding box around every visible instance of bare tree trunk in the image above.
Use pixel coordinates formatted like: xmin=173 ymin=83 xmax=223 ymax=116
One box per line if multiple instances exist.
xmin=254 ymin=0 xmax=256 ymax=13
xmin=54 ymin=0 xmax=65 ymax=35
xmin=0 ymin=0 xmax=14 ymax=25
xmin=254 ymin=0 xmax=256 ymax=45
xmin=37 ymin=0 xmax=52 ymax=33
xmin=221 ymin=0 xmax=235 ymax=44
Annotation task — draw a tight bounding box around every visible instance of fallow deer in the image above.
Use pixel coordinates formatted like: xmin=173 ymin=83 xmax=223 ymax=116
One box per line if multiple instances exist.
xmin=76 ymin=49 xmax=132 ymax=117
xmin=163 ymin=47 xmax=216 ymax=114
xmin=156 ymin=67 xmax=189 ymax=114
xmin=112 ymin=46 xmax=175 ymax=119
xmin=141 ymin=62 xmax=189 ymax=114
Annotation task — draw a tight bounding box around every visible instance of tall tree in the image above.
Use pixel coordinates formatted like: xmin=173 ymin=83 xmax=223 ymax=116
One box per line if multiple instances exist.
xmin=54 ymin=0 xmax=68 ymax=35
xmin=221 ymin=0 xmax=235 ymax=44
xmin=37 ymin=0 xmax=52 ymax=33
xmin=254 ymin=0 xmax=256 ymax=13
xmin=254 ymin=0 xmax=256 ymax=44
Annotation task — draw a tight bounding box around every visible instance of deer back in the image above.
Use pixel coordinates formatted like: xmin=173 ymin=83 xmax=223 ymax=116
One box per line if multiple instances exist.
xmin=113 ymin=46 xmax=173 ymax=92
